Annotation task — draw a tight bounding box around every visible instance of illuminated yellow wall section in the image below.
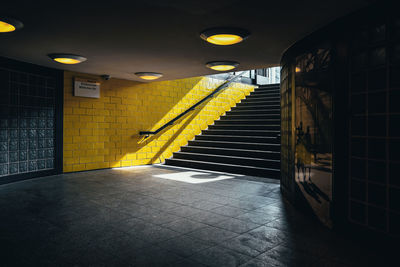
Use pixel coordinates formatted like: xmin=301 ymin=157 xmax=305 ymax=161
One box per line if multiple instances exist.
xmin=63 ymin=71 xmax=255 ymax=172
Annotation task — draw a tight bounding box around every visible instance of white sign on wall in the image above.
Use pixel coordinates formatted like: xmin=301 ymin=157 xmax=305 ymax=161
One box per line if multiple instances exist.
xmin=74 ymin=77 xmax=100 ymax=98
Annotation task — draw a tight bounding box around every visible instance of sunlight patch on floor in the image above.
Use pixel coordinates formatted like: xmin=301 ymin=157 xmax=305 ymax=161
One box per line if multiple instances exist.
xmin=153 ymin=171 xmax=236 ymax=184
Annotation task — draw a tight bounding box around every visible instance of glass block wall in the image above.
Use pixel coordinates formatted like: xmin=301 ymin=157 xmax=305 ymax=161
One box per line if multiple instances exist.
xmin=0 ymin=68 xmax=56 ymax=179
xmin=349 ymin=16 xmax=400 ymax=236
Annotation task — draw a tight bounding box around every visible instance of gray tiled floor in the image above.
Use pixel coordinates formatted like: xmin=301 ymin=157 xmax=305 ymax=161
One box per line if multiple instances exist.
xmin=0 ymin=165 xmax=392 ymax=266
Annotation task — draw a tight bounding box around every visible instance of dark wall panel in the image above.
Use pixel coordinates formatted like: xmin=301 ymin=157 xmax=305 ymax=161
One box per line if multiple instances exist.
xmin=0 ymin=57 xmax=63 ymax=184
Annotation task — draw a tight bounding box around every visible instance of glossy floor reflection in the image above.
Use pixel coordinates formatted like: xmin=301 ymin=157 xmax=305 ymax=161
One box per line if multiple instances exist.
xmin=0 ymin=166 xmax=389 ymax=266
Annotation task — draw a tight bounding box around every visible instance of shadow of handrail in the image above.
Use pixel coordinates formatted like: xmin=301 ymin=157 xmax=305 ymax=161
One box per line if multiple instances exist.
xmin=139 ymin=72 xmax=245 ymax=138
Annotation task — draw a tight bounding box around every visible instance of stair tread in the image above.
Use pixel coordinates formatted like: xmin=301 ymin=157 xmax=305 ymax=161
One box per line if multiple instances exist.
xmin=198 ymin=134 xmax=277 ymax=139
xmin=165 ymin=158 xmax=280 ymax=172
xmin=183 ymin=145 xmax=280 ymax=154
xmin=174 ymin=151 xmax=279 ymax=162
xmin=190 ymin=140 xmax=280 ymax=146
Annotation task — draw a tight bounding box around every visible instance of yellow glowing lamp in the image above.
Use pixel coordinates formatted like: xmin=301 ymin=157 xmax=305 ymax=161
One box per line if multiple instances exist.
xmin=48 ymin=54 xmax=87 ymax=64
xmin=200 ymin=28 xmax=250 ymax=45
xmin=295 ymin=67 xmax=301 ymax=73
xmin=206 ymin=61 xmax=239 ymax=72
xmin=135 ymin=72 xmax=163 ymax=81
xmin=0 ymin=17 xmax=23 ymax=33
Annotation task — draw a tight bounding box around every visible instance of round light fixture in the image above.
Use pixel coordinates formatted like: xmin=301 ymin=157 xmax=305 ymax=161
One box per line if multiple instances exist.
xmin=135 ymin=72 xmax=163 ymax=80
xmin=206 ymin=61 xmax=239 ymax=71
xmin=0 ymin=17 xmax=23 ymax=33
xmin=200 ymin=27 xmax=250 ymax=45
xmin=48 ymin=54 xmax=87 ymax=64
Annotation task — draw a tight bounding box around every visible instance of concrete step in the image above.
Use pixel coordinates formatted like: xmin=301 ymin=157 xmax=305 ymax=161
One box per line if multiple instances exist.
xmin=165 ymin=158 xmax=280 ymax=179
xmin=227 ymin=109 xmax=280 ymax=115
xmin=181 ymin=146 xmax=280 ymax=160
xmin=208 ymin=124 xmax=281 ymax=131
xmin=172 ymin=152 xmax=280 ymax=169
xmin=202 ymin=129 xmax=280 ymax=137
xmin=215 ymin=119 xmax=280 ymax=125
xmin=195 ymin=134 xmax=279 ymax=144
xmin=188 ymin=140 xmax=280 ymax=151
xmin=220 ymin=114 xmax=280 ymax=120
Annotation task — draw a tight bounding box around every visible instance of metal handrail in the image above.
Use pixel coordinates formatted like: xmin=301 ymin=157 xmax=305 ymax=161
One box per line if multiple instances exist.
xmin=139 ymin=72 xmax=245 ymax=136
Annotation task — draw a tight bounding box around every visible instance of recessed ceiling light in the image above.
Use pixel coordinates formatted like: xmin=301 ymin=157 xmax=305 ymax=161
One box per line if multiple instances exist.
xmin=48 ymin=54 xmax=87 ymax=64
xmin=135 ymin=72 xmax=163 ymax=80
xmin=0 ymin=17 xmax=23 ymax=33
xmin=200 ymin=27 xmax=250 ymax=45
xmin=206 ymin=61 xmax=239 ymax=71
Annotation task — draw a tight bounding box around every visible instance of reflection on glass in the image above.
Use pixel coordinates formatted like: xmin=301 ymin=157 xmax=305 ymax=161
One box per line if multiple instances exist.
xmin=294 ymin=47 xmax=333 ymax=227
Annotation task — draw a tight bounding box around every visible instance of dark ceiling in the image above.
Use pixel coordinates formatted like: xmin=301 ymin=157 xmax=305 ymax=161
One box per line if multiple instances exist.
xmin=1 ymin=0 xmax=370 ymax=81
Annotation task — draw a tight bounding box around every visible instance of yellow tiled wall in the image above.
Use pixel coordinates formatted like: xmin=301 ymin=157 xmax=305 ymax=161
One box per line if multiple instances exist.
xmin=63 ymin=71 xmax=255 ymax=172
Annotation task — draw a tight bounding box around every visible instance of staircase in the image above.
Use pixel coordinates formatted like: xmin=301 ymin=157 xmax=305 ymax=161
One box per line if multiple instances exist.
xmin=165 ymin=84 xmax=281 ymax=179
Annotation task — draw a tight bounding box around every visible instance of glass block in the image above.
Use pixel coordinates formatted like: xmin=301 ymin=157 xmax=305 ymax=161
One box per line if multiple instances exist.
xmin=46 ymin=139 xmax=54 ymax=148
xmin=19 ymin=162 xmax=27 ymax=173
xmin=46 ymin=159 xmax=54 ymax=169
xmin=368 ymin=115 xmax=387 ymax=137
xmin=19 ymin=140 xmax=28 ymax=150
xmin=392 ymin=43 xmax=400 ymax=63
xmin=19 ymin=151 xmax=27 ymax=161
xmin=45 ymin=129 xmax=54 ymax=139
xmin=9 ymin=140 xmax=18 ymax=151
xmin=38 ymin=129 xmax=45 ymax=139
xmin=19 ymin=129 xmax=27 ymax=139
xmin=20 ymin=84 xmax=28 ymax=95
xmin=29 ymin=118 xmax=37 ymax=128
xmin=46 ymin=149 xmax=54 ymax=158
xmin=9 ymin=152 xmax=18 ymax=162
xmin=368 ymin=139 xmax=386 ymax=159
xmin=352 ymin=51 xmax=367 ymax=70
xmin=47 ymin=109 xmax=54 ymax=118
xmin=351 ymin=158 xmax=366 ymax=179
xmin=39 ymin=109 xmax=47 ymax=118
xmin=369 ymin=47 xmax=386 ymax=66
xmin=38 ymin=118 xmax=46 ymax=128
xmin=0 ymin=152 xmax=7 ymax=164
xmin=350 ymin=201 xmax=366 ymax=224
xmin=0 ymin=142 xmax=7 ymax=151
xmin=351 ymin=138 xmax=366 ymax=157
xmin=0 ymin=130 xmax=7 ymax=141
xmin=368 ymin=68 xmax=387 ymax=91
xmin=368 ymin=206 xmax=387 ymax=231
xmin=0 ymin=118 xmax=7 ymax=128
xmin=28 ymin=129 xmax=37 ymax=139
xmin=47 ymin=119 xmax=54 ymax=128
xmin=390 ymin=162 xmax=400 ymax=187
xmin=29 ymin=150 xmax=37 ymax=160
xmin=38 ymin=160 xmax=45 ymax=170
xmin=351 ymin=179 xmax=366 ymax=201
xmin=0 ymin=164 xmax=8 ymax=175
xmin=38 ymin=139 xmax=45 ymax=149
xmin=10 ymin=118 xmax=18 ymax=128
xmin=389 ymin=188 xmax=400 ymax=212
xmin=9 ymin=129 xmax=18 ymax=139
xmin=351 ymin=73 xmax=366 ymax=93
xmin=29 ymin=140 xmax=37 ymax=150
xmin=9 ymin=163 xmax=18 ymax=174
xmin=28 ymin=161 xmax=37 ymax=171
xmin=19 ymin=118 xmax=27 ymax=128
xmin=351 ymin=94 xmax=366 ymax=114
xmin=371 ymin=25 xmax=386 ymax=43
xmin=389 ymin=90 xmax=400 ymax=113
xmin=37 ymin=150 xmax=45 ymax=159
xmin=368 ymin=92 xmax=386 ymax=114
xmin=351 ymin=117 xmax=366 ymax=136
xmin=30 ymin=108 xmax=38 ymax=118
xmin=389 ymin=115 xmax=400 ymax=137
xmin=368 ymin=160 xmax=386 ymax=184
xmin=389 ymin=139 xmax=400 ymax=161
